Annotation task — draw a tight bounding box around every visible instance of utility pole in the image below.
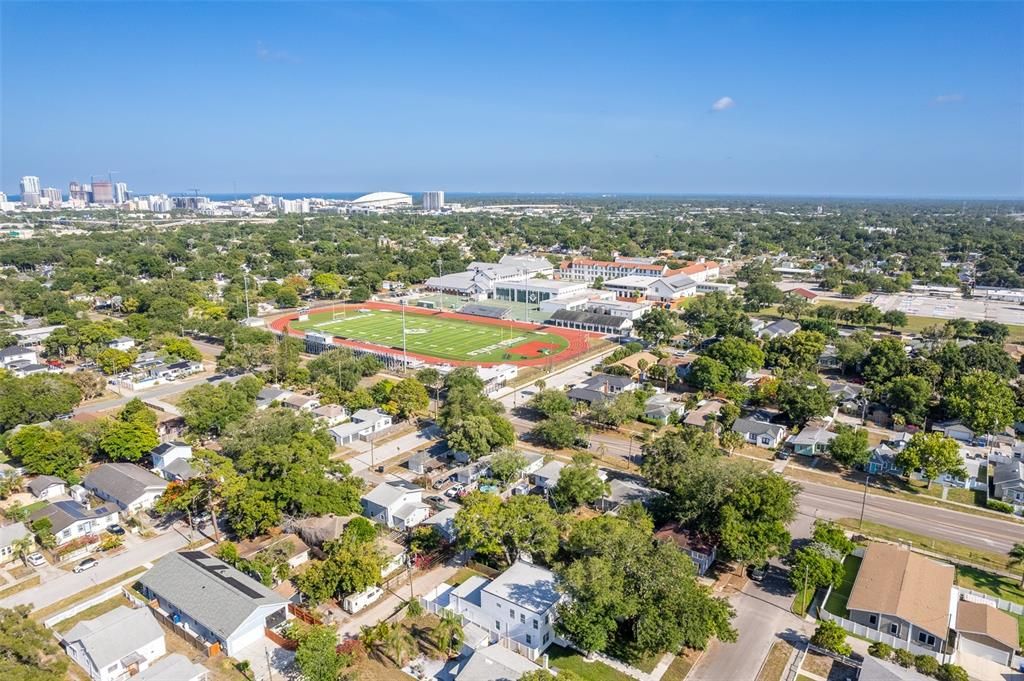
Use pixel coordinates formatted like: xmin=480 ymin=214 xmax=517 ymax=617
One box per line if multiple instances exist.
xmin=859 ymin=474 xmax=870 ymax=529
xmin=803 ymin=563 xmax=810 ymax=616
xmin=436 ymin=258 xmax=444 ymax=310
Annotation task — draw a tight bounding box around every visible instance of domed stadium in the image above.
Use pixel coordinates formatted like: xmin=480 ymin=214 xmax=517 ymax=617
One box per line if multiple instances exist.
xmin=349 ymin=191 xmax=412 ymax=208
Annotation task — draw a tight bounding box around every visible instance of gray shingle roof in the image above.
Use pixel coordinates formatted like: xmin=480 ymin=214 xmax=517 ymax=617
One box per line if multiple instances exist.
xmin=29 ymin=500 xmax=118 ymax=534
xmin=582 ymin=373 xmax=635 ymax=391
xmin=63 ymin=606 xmax=163 ymax=671
xmin=548 ymin=309 xmax=630 ymax=329
xmin=83 ymin=464 xmax=166 ymax=507
xmin=137 ymin=551 xmax=287 ymax=641
xmin=27 ymin=475 xmax=65 ymax=495
xmin=732 ymin=417 xmax=786 ymax=439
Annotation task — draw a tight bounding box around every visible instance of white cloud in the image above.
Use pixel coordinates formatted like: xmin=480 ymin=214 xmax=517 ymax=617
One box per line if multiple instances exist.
xmin=932 ymin=94 xmax=964 ymax=104
xmin=256 ymin=41 xmax=300 ymax=64
xmin=711 ymin=96 xmax=736 ymax=112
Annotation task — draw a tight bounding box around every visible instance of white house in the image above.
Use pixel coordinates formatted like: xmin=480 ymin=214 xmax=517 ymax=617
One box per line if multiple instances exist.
xmin=0 ymin=345 xmax=37 ymax=367
xmin=136 ymin=551 xmax=290 ymax=656
xmin=150 ymin=441 xmax=194 ymax=481
xmin=312 ymin=404 xmax=348 ymax=426
xmin=106 ymin=336 xmax=136 ymax=351
xmin=282 ymin=393 xmax=321 ymax=412
xmin=732 ymin=418 xmax=788 ymax=449
xmin=27 ymin=475 xmax=67 ymax=499
xmin=63 ymin=606 xmax=166 ymax=681
xmin=28 ymin=500 xmax=119 ymax=545
xmin=532 ymin=460 xmax=565 ymax=492
xmin=329 ymin=408 xmax=393 ymax=446
xmin=0 ymin=522 xmax=31 ymax=564
xmin=426 ymin=560 xmax=561 ymax=660
xmin=933 ymin=419 xmax=975 ymax=443
xmin=83 ymin=464 xmax=168 ymax=513
xmin=421 ymin=507 xmax=458 ymax=543
xmin=361 ymin=480 xmax=429 ymax=530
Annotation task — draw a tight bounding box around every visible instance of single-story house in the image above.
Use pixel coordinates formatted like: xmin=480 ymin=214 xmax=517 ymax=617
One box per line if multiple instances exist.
xmin=329 ymin=408 xmax=393 ymax=446
xmin=609 ymin=351 xmax=661 ymax=379
xmin=732 ymin=418 xmax=787 ymax=449
xmin=846 ymin=542 xmax=953 ymax=654
xmin=421 ymin=507 xmax=458 ymax=543
xmin=786 ymin=423 xmax=837 ymax=456
xmin=150 ymin=441 xmax=193 ymax=481
xmin=106 ymin=336 xmax=136 ymax=351
xmin=29 ymin=500 xmax=119 ymax=545
xmin=0 ymin=522 xmax=31 ymax=564
xmin=990 ymin=458 xmax=1024 ymax=507
xmin=828 ymin=381 xmax=866 ymax=415
xmin=644 ymin=393 xmax=685 ymax=424
xmin=282 ymin=393 xmax=321 ymax=412
xmin=312 ymin=404 xmax=348 ymax=426
xmin=866 ymin=444 xmax=901 ymax=475
xmin=63 ymin=606 xmax=165 ymax=681
xmin=0 ymin=345 xmax=37 ymax=367
xmin=256 ymin=387 xmax=293 ymax=410
xmin=136 ymin=550 xmax=289 ymax=656
xmin=932 ymin=420 xmax=975 ymax=443
xmin=84 ymin=463 xmax=168 ymax=513
xmin=653 ymin=522 xmax=718 ymax=576
xmin=953 ymin=599 xmax=1020 ymax=666
xmin=683 ymin=399 xmax=724 ymax=429
xmin=756 ymin=319 xmax=801 ymax=340
xmin=567 ymin=373 xmax=638 ymax=406
xmin=532 ymin=460 xmax=565 ymax=492
xmin=361 ymin=480 xmax=429 ymax=530
xmin=129 ymin=654 xmax=209 ymax=681
xmin=28 ymin=475 xmax=67 ymax=499
xmin=598 ymin=478 xmax=663 ymax=513
xmin=237 ymin=534 xmax=310 ymax=573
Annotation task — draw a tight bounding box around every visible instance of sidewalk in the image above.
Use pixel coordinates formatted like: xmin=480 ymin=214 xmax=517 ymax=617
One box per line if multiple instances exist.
xmin=336 ymin=563 xmax=459 ymax=638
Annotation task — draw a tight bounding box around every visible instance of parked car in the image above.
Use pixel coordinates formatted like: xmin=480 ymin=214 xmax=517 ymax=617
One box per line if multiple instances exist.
xmin=426 ymin=495 xmax=447 ymax=507
xmin=26 ymin=552 xmax=46 ymax=567
xmin=73 ymin=558 xmax=98 ymax=573
xmin=748 ymin=563 xmax=769 ymax=582
xmin=432 ymin=479 xmax=448 ymax=490
xmin=106 ymin=524 xmax=126 ymax=536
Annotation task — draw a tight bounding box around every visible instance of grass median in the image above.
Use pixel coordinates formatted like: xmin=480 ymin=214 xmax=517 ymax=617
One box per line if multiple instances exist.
xmin=31 ymin=565 xmax=147 ymax=621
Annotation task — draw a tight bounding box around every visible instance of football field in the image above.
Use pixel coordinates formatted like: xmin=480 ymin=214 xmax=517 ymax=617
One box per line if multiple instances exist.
xmin=288 ymin=307 xmax=570 ymax=363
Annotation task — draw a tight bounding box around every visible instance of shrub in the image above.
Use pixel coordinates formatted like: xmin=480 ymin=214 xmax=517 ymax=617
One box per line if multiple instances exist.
xmin=936 ymin=664 xmax=969 ymax=681
xmin=810 ymin=621 xmax=852 ymax=657
xmin=406 ymin=598 xmax=424 ymax=617
xmin=893 ymin=648 xmax=915 ymax=668
xmin=868 ymin=642 xmax=893 ymax=660
xmin=986 ymin=499 xmax=1014 ymax=514
xmin=914 ymin=654 xmax=939 ymax=676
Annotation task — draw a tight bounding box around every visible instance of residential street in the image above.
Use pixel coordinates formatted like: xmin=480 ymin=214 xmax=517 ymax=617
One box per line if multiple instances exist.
xmin=689 ymin=570 xmax=811 ymax=681
xmin=1 ymin=526 xmax=192 ymax=611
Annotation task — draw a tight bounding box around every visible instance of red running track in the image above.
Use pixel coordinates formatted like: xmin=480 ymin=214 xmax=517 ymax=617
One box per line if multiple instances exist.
xmin=267 ymin=301 xmax=603 ymax=367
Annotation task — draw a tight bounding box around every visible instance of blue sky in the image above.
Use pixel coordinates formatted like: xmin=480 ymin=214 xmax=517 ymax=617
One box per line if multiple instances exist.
xmin=2 ymin=2 xmax=1022 ymax=198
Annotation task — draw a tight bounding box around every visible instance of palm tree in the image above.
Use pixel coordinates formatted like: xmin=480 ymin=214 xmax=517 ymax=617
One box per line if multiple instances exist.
xmin=360 ymin=621 xmax=393 ymax=660
xmin=1009 ymin=542 xmax=1024 ymax=587
xmin=434 ymin=610 xmax=465 ymax=658
xmin=11 ymin=535 xmax=35 ymax=566
xmin=386 ymin=625 xmax=417 ymax=666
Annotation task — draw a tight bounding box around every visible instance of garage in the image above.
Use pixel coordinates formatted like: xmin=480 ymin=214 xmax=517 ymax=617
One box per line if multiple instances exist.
xmin=954 ymin=601 xmax=1018 ymax=667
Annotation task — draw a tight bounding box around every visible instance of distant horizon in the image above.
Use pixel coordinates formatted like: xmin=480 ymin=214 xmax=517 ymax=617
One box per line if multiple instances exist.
xmin=5 ymin=189 xmax=1023 ymax=204
xmin=3 ymin=2 xmax=1021 ymax=199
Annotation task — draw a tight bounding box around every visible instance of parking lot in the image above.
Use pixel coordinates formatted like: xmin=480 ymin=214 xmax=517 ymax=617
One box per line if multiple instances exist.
xmin=871 ymin=292 xmax=1024 ymax=325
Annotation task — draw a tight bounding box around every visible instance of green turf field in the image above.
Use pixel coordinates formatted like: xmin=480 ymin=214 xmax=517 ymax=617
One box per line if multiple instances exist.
xmin=289 ymin=309 xmax=569 ymax=362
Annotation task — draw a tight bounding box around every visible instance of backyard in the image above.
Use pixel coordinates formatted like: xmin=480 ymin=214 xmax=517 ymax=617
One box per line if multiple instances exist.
xmin=823 ymin=555 xmax=862 ymax=619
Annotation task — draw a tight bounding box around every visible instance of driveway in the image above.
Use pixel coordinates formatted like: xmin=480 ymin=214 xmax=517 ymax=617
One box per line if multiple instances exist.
xmin=688 ymin=570 xmax=811 ymax=681
xmin=235 ymin=638 xmax=297 ymax=681
xmin=1 ymin=525 xmax=191 ymax=611
xmin=341 ymin=424 xmax=443 ymax=473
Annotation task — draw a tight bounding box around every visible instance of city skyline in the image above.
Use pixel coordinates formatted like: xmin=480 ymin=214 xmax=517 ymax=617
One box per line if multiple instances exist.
xmin=3 ymin=1 xmax=1023 ymax=198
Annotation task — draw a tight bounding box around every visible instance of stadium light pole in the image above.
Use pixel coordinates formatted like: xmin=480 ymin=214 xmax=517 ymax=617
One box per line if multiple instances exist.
xmin=401 ymin=299 xmax=408 ymax=373
xmin=436 ymin=258 xmax=444 ymax=311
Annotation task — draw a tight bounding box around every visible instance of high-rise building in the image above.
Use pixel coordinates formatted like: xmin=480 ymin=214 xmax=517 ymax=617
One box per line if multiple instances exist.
xmin=42 ymin=187 xmax=62 ymax=206
xmin=422 ymin=191 xmax=445 ymax=211
xmin=20 ymin=176 xmax=40 ymax=196
xmin=69 ymin=181 xmax=90 ymax=202
xmin=114 ymin=182 xmax=128 ymax=204
xmin=91 ymin=179 xmax=114 ymax=204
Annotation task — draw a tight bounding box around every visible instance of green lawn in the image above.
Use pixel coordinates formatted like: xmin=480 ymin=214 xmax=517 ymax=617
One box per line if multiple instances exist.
xmin=955 ymin=566 xmax=1024 ymax=606
xmin=824 ymin=555 xmax=862 ymax=619
xmin=791 ymin=586 xmax=815 ymax=616
xmin=546 ymin=645 xmax=636 ymax=681
xmin=837 ymin=518 xmax=1015 ymax=573
xmin=290 ymin=308 xmax=569 ymax=362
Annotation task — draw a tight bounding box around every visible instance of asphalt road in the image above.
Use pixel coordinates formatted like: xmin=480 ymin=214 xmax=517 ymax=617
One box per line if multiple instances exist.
xmin=74 ymin=371 xmax=242 ymax=415
xmin=689 ymin=571 xmax=810 ymax=681
xmin=797 ymin=479 xmax=1021 ymax=556
xmin=2 ymin=526 xmax=192 ymax=611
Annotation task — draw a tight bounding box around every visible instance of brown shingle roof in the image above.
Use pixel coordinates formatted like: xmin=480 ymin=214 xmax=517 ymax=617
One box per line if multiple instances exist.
xmin=847 ymin=543 xmax=954 ymax=636
xmin=955 ymin=600 xmax=1019 ymax=651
